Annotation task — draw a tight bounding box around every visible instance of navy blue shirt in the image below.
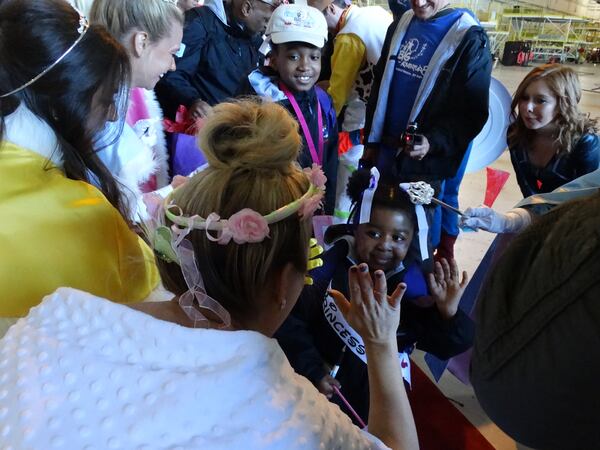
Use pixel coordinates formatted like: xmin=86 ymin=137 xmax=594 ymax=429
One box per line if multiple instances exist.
xmin=383 ymin=9 xmax=463 ymax=137
xmin=510 ymin=133 xmax=600 ymax=197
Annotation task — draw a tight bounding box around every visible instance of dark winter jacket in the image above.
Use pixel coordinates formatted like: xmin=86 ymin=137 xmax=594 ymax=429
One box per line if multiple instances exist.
xmin=155 ymin=0 xmax=263 ymax=119
xmin=471 ymin=192 xmax=600 ymax=450
xmin=510 ymin=132 xmax=600 ymax=197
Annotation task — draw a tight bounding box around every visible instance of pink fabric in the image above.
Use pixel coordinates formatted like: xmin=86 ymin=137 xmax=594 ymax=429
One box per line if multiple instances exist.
xmin=141 ymin=175 xmax=158 ymax=193
xmin=126 ymin=88 xmax=151 ymax=126
xmin=127 ymin=88 xmax=156 ymax=192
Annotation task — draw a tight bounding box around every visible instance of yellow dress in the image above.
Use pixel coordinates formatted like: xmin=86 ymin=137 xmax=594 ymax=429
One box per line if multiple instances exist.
xmin=0 ymin=141 xmax=159 ymax=317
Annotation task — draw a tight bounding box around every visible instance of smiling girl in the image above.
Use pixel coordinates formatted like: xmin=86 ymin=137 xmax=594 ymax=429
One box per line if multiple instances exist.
xmin=276 ymin=168 xmax=474 ymax=425
xmin=508 ymin=64 xmax=599 ymax=197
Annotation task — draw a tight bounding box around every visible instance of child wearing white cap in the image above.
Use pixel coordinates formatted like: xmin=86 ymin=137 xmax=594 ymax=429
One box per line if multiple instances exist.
xmin=238 ymin=3 xmax=338 ymax=214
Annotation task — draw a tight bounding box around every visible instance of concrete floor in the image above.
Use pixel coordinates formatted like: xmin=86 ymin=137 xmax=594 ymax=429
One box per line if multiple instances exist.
xmin=412 ymin=61 xmax=600 ymax=450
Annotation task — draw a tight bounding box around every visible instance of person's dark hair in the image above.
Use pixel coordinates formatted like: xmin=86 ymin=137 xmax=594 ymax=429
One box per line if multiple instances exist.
xmin=347 ymin=168 xmax=416 ymax=226
xmin=0 ymin=0 xmax=131 ymax=217
xmin=324 ymin=169 xmax=417 ymax=244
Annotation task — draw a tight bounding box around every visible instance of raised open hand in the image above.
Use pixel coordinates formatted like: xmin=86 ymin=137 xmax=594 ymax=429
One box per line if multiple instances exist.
xmin=427 ymin=258 xmax=469 ymax=320
xmin=328 ymin=263 xmax=406 ymax=345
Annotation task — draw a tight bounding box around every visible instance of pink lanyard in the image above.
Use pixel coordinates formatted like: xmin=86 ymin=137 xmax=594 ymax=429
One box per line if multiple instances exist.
xmin=280 ymin=83 xmax=324 ymax=166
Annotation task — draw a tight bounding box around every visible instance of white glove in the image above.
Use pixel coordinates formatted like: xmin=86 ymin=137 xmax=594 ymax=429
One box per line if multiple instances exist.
xmin=460 ymin=206 xmax=532 ymax=233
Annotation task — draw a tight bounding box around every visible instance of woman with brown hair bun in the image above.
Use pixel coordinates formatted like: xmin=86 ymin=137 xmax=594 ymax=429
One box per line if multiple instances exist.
xmin=0 ymin=100 xmax=418 ymax=450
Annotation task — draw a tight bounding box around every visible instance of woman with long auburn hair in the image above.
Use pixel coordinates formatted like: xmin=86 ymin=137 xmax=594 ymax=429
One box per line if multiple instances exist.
xmin=507 ymin=63 xmax=599 ymax=197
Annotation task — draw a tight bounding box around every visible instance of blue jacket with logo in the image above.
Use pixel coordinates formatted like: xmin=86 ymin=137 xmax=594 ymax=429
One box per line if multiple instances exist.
xmin=364 ymin=8 xmax=492 ymax=181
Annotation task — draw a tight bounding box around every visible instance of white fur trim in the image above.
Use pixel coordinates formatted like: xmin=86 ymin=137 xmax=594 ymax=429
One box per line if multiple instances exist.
xmin=113 ymin=127 xmax=158 ymax=221
xmin=3 ymin=104 xmax=63 ymax=167
xmin=140 ymin=89 xmax=170 ymax=188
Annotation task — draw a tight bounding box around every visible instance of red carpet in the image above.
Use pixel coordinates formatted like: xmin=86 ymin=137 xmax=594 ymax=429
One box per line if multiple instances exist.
xmin=408 ymin=363 xmax=495 ymax=450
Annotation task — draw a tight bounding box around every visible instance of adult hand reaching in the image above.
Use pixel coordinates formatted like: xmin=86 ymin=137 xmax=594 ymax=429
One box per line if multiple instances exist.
xmin=329 ymin=264 xmax=418 ymax=450
xmin=460 ymin=206 xmax=532 ymax=233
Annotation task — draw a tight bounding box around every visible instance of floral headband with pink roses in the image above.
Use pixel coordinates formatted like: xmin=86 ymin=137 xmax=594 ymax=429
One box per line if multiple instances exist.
xmin=163 ymin=164 xmax=325 ymax=246
xmin=142 ymin=164 xmax=326 ymax=329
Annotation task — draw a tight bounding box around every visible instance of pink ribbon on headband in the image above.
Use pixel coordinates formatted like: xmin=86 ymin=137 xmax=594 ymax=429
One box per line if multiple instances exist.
xmin=171 ymin=226 xmax=232 ymax=329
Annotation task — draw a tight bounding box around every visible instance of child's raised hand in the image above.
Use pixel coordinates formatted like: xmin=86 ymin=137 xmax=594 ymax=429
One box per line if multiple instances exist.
xmin=317 ymin=374 xmax=341 ymax=399
xmin=427 ymin=258 xmax=469 ymax=320
xmin=329 ymin=263 xmax=406 ymax=346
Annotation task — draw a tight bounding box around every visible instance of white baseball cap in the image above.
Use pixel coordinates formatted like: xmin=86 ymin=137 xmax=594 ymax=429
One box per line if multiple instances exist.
xmin=265 ymin=4 xmax=328 ymax=49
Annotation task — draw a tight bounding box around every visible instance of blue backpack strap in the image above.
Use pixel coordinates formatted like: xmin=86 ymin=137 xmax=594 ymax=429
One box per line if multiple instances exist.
xmin=315 ymin=86 xmax=337 ymax=132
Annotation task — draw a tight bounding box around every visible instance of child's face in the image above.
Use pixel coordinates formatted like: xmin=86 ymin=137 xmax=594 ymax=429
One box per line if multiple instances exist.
xmin=354 ymin=206 xmax=414 ymax=273
xmin=271 ymin=43 xmax=322 ymax=92
xmin=518 ymin=79 xmax=559 ymax=132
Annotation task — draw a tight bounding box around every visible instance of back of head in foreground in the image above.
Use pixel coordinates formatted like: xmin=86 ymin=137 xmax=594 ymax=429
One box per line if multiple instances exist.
xmin=156 ymin=99 xmax=315 ymax=335
xmin=0 ymin=100 xmax=418 ymax=450
xmin=0 ymin=0 xmax=161 ymax=318
xmin=471 ymin=191 xmax=600 ymax=450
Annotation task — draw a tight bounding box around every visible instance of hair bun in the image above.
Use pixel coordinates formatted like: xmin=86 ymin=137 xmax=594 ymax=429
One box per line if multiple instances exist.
xmin=346 ymin=168 xmax=373 ymax=204
xmin=198 ymin=99 xmax=302 ymax=173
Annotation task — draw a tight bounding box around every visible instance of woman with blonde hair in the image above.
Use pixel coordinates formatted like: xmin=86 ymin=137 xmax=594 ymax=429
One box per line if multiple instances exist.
xmin=90 ymin=0 xmax=184 ymax=217
xmin=507 ymin=63 xmax=599 ymax=197
xmin=0 ymin=100 xmax=419 ymax=450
